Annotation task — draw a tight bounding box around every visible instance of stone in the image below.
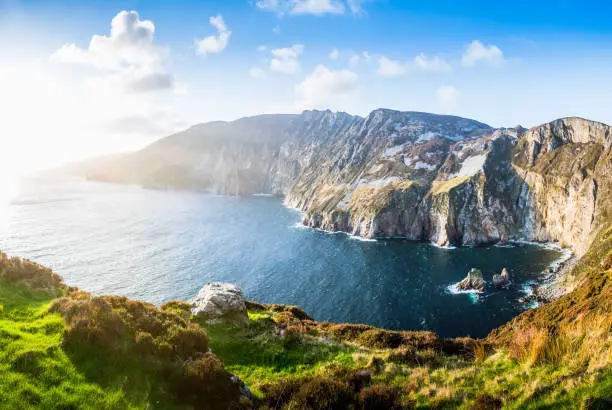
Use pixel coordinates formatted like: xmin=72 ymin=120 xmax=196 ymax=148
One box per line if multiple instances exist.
xmin=191 ymin=282 xmax=249 ymax=325
xmin=493 ymin=267 xmax=510 ymax=288
xmin=456 ymin=268 xmax=485 ymax=292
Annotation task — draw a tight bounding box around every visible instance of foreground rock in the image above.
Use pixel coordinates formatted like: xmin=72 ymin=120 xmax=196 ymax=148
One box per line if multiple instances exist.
xmin=456 ymin=268 xmax=485 ymax=292
xmin=493 ymin=267 xmax=510 ymax=288
xmin=191 ymin=282 xmax=249 ymax=325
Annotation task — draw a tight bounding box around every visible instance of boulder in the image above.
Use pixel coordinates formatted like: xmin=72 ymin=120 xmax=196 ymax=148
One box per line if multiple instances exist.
xmin=493 ymin=267 xmax=510 ymax=288
xmin=456 ymin=268 xmax=485 ymax=292
xmin=191 ymin=283 xmax=249 ymax=325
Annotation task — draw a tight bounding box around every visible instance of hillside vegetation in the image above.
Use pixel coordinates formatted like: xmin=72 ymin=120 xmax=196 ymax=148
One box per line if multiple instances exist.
xmin=1 ymin=233 xmax=611 ymax=409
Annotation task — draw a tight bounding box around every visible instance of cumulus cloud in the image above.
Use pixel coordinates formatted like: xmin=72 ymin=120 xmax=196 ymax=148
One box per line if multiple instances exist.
xmin=413 ymin=53 xmax=452 ymax=73
xmin=436 ymin=85 xmax=459 ymax=112
xmin=256 ymin=0 xmax=364 ymax=16
xmin=51 ymin=10 xmax=174 ymax=93
xmin=270 ymin=44 xmax=304 ymax=74
xmin=377 ymin=56 xmax=408 ymax=77
xmin=461 ymin=40 xmax=504 ymax=67
xmin=377 ymin=53 xmax=453 ymax=77
xmin=329 ymin=48 xmax=340 ymax=60
xmin=295 ymin=64 xmax=358 ymax=109
xmin=195 ymin=15 xmax=231 ymax=55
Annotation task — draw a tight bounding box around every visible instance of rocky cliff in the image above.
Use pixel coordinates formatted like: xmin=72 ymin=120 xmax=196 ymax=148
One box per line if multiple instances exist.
xmin=81 ymin=110 xmax=611 ymax=256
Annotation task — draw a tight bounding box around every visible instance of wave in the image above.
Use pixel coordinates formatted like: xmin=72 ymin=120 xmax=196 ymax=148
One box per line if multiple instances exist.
xmin=291 ymin=222 xmax=378 ymax=242
xmin=430 ymin=241 xmax=457 ymax=250
xmin=445 ymin=283 xmax=483 ymax=303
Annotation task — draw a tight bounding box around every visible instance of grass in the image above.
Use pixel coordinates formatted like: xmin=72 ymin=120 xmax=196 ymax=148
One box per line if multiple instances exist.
xmin=428 ymin=176 xmax=471 ymax=196
xmin=0 ymin=278 xmax=133 ymax=409
xmin=202 ymin=310 xmax=358 ymax=396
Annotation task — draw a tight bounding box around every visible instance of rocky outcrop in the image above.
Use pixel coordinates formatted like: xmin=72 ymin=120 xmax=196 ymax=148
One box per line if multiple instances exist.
xmin=493 ymin=268 xmax=510 ymax=287
xmin=456 ymin=268 xmax=486 ymax=292
xmin=191 ymin=282 xmax=249 ymax=325
xmin=77 ymin=110 xmax=611 ymax=256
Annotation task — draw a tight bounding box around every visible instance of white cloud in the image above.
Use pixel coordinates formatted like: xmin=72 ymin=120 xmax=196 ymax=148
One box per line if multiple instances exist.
xmin=292 ymin=0 xmax=345 ymax=15
xmin=257 ymin=45 xmax=267 ymax=52
xmin=270 ymin=44 xmax=304 ymax=74
xmin=346 ymin=0 xmax=365 ymax=14
xmin=436 ymin=85 xmax=459 ymax=112
xmin=51 ymin=10 xmax=174 ymax=93
xmin=195 ymin=15 xmax=231 ymax=55
xmin=256 ymin=0 xmax=365 ymax=16
xmin=249 ymin=67 xmax=266 ymax=78
xmin=377 ymin=56 xmax=408 ymax=77
xmin=329 ymin=48 xmax=340 ymax=60
xmin=272 ymin=25 xmax=282 ymax=34
xmin=461 ymin=40 xmax=504 ymax=67
xmin=348 ymin=51 xmax=371 ymax=68
xmin=295 ymin=64 xmax=358 ymax=109
xmin=413 ymin=53 xmax=452 ymax=73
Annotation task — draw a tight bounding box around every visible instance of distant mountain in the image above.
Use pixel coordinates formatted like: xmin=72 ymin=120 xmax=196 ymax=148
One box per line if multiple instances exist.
xmin=76 ymin=109 xmax=612 ymax=256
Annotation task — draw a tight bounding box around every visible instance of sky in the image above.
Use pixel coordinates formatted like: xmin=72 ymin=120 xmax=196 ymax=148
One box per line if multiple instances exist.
xmin=1 ymin=0 xmax=612 ymax=183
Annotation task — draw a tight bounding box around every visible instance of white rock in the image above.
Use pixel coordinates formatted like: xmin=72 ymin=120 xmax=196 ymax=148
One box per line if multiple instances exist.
xmin=191 ymin=282 xmax=249 ymax=325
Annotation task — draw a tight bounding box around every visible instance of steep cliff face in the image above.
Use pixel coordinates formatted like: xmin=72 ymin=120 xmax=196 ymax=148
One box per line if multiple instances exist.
xmin=82 ymin=110 xmax=611 ymax=255
xmin=511 ymin=118 xmax=612 ymax=255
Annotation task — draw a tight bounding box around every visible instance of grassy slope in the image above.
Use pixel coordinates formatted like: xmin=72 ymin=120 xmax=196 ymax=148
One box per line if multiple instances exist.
xmin=0 ymin=279 xmax=132 ymax=409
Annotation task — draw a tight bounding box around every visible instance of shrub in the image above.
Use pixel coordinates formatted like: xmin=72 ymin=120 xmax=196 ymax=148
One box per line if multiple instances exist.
xmin=325 ymin=323 xmax=374 ymax=341
xmin=346 ymin=369 xmax=372 ymax=392
xmin=281 ymin=324 xmax=306 ymax=348
xmin=387 ymin=346 xmax=417 ymax=365
xmin=292 ymin=378 xmax=353 ymax=410
xmin=470 ymin=394 xmax=502 ymax=409
xmin=358 ymin=384 xmax=405 ymax=410
xmin=284 ymin=305 xmax=312 ymax=321
xmin=357 ymin=329 xmax=404 ymax=349
xmin=0 ymin=252 xmax=65 ymax=294
xmin=260 ymin=377 xmax=312 ymax=407
xmin=161 ymin=300 xmax=192 ymax=320
xmin=167 ymin=324 xmax=209 ymax=359
xmin=173 ymin=353 xmax=241 ymax=410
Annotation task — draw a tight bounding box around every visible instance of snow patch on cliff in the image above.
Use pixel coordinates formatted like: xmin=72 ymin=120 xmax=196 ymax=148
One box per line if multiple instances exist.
xmin=358 ymin=177 xmax=402 ymax=187
xmin=452 ymin=154 xmax=487 ymax=177
xmin=414 ymin=161 xmax=436 ymax=171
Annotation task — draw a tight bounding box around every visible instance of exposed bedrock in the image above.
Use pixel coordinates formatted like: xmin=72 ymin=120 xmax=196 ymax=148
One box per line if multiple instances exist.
xmin=78 ymin=110 xmax=611 ymax=256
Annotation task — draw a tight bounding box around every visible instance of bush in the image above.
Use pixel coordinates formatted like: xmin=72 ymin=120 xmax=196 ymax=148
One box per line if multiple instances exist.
xmin=173 ymin=353 xmax=240 ymax=410
xmin=470 ymin=394 xmax=502 ymax=410
xmin=387 ymin=346 xmax=418 ymax=365
xmin=161 ymin=300 xmax=192 ymax=320
xmin=167 ymin=324 xmax=209 ymax=359
xmin=0 ymin=252 xmax=65 ymax=294
xmin=346 ymin=369 xmax=372 ymax=392
xmin=292 ymin=378 xmax=353 ymax=409
xmin=281 ymin=324 xmax=306 ymax=348
xmin=259 ymin=377 xmax=312 ymax=407
xmin=357 ymin=329 xmax=404 ymax=349
xmin=358 ymin=384 xmax=405 ymax=410
xmin=49 ymin=291 xmax=237 ymax=407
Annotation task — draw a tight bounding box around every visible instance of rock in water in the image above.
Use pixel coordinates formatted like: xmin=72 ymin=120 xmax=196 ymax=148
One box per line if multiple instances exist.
xmin=191 ymin=283 xmax=249 ymax=325
xmin=456 ymin=268 xmax=485 ymax=292
xmin=493 ymin=267 xmax=510 ymax=288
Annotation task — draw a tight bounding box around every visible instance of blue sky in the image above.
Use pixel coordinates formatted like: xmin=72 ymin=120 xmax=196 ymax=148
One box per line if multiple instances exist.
xmin=1 ymin=0 xmax=612 ymax=172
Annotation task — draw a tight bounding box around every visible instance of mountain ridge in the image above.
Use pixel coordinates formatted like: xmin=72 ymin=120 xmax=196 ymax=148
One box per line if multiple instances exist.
xmin=76 ymin=110 xmax=610 ymax=259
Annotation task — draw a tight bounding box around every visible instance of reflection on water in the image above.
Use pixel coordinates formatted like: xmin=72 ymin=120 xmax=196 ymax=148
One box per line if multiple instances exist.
xmin=0 ymin=177 xmax=564 ymax=338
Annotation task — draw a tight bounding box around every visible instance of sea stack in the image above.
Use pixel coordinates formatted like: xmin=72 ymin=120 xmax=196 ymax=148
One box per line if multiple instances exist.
xmin=493 ymin=267 xmax=510 ymax=288
xmin=456 ymin=268 xmax=485 ymax=292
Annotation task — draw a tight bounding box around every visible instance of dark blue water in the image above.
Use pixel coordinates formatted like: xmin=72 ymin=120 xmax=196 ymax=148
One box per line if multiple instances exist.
xmin=0 ymin=177 xmax=564 ymax=338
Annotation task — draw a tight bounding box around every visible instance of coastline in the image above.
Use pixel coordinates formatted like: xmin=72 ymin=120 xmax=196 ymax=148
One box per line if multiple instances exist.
xmin=285 ymin=200 xmax=578 ymax=306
